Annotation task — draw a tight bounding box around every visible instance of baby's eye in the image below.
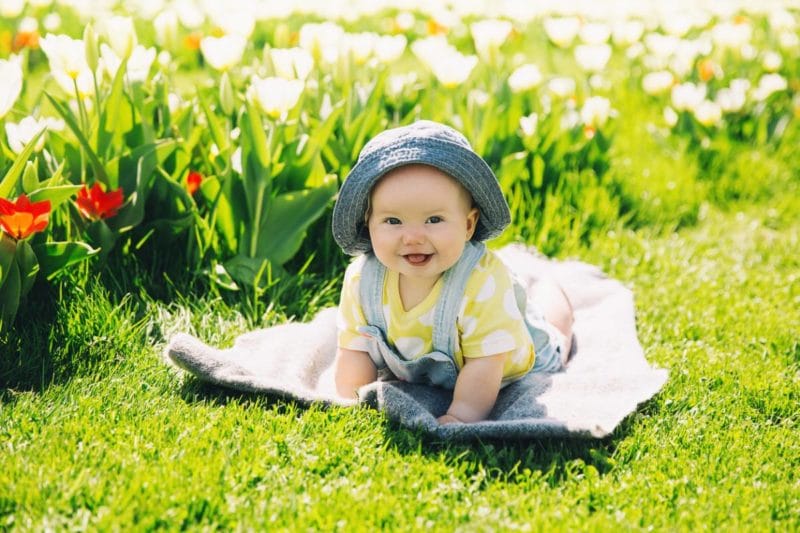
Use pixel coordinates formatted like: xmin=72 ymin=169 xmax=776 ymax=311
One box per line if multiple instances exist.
xmin=385 ymin=217 xmax=401 ymax=225
xmin=426 ymin=216 xmax=443 ymax=224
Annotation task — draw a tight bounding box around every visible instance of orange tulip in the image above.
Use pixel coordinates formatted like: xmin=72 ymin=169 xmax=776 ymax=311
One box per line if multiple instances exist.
xmin=0 ymin=194 xmax=51 ymax=240
xmin=186 ymin=170 xmax=203 ymax=195
xmin=75 ymin=183 xmax=124 ymax=220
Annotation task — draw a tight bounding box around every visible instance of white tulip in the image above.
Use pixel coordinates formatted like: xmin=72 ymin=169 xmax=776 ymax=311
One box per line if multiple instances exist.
xmin=578 ymin=23 xmax=610 ymax=45
xmin=200 ymin=35 xmax=247 ymax=72
xmin=43 ymin=13 xmax=61 ymax=32
xmin=519 ymin=113 xmax=538 ymax=137
xmin=175 ymin=0 xmax=204 ymax=29
xmin=470 ymin=19 xmax=513 ymax=60
xmin=761 ymin=51 xmax=782 ymax=72
xmin=671 ymin=82 xmax=706 ymax=112
xmin=612 ymin=20 xmax=644 ymax=47
xmin=40 ymin=33 xmax=89 ymax=80
xmin=580 ymin=96 xmax=611 ymax=128
xmin=299 ymin=22 xmax=345 ymax=65
xmin=661 ymin=14 xmax=694 ymax=37
xmin=574 ymin=44 xmax=611 ymax=72
xmin=547 ymin=77 xmax=576 ymax=98
xmin=543 ymin=17 xmax=580 ymax=48
xmin=39 ymin=33 xmax=94 ymax=96
xmin=0 ymin=58 xmax=23 ymax=120
xmin=100 ymin=43 xmax=156 ymax=83
xmin=642 ymin=71 xmax=674 ymax=95
xmin=778 ymin=31 xmax=799 ymax=50
xmin=154 ymin=10 xmax=179 ymax=51
xmin=429 ymin=53 xmax=478 ymax=88
xmin=752 ymin=73 xmax=787 ymax=101
xmin=248 ymin=76 xmax=304 ymax=119
xmin=768 ymin=9 xmax=796 ymax=32
xmin=693 ymin=100 xmax=722 ymax=127
xmin=269 ymin=47 xmax=314 ymax=80
xmin=214 ymin=10 xmax=255 ymax=39
xmin=508 ymin=64 xmax=542 ymax=93
xmin=344 ymin=32 xmax=378 ymax=65
xmin=4 ymin=116 xmax=55 ymax=153
xmin=715 ymin=88 xmax=746 ymax=113
xmin=412 ymin=37 xmax=477 ymax=88
xmin=374 ymin=34 xmax=406 ymax=64
xmin=711 ymin=21 xmax=752 ymax=51
xmin=0 ymin=0 xmax=24 ymax=17
xmin=104 ymin=16 xmax=138 ymax=59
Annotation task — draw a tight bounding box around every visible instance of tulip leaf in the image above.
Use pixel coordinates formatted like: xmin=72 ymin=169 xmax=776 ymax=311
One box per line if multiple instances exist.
xmin=0 ymin=129 xmax=46 ymax=199
xmin=198 ymin=92 xmax=230 ymax=154
xmin=222 ymin=254 xmax=288 ymax=290
xmin=29 ymin=184 xmax=83 ymax=210
xmin=15 ymin=239 xmax=39 ymax=297
xmin=255 ymin=175 xmax=337 ymax=265
xmin=32 ymin=241 xmax=100 ymax=280
xmin=295 ymin=102 xmax=343 ymax=168
xmin=0 ymin=234 xmax=17 ymax=287
xmin=244 ymin=99 xmax=270 ymax=168
xmin=46 ymin=93 xmax=110 ymax=187
xmin=0 ymin=257 xmax=21 ymax=330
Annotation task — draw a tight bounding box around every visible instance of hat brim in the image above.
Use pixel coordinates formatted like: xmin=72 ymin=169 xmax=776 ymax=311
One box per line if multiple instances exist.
xmin=332 ymin=137 xmax=510 ymax=255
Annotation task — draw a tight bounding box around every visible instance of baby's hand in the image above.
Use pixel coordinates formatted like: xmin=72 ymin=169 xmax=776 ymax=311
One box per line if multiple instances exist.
xmin=437 ymin=414 xmax=464 ymax=425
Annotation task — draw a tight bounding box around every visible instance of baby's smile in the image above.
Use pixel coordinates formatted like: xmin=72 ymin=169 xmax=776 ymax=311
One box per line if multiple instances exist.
xmin=404 ymin=253 xmax=433 ymax=266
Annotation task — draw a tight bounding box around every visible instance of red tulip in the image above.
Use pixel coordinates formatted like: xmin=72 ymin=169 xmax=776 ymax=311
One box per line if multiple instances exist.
xmin=186 ymin=171 xmax=203 ymax=195
xmin=75 ymin=183 xmax=124 ymax=220
xmin=0 ymin=194 xmax=51 ymax=240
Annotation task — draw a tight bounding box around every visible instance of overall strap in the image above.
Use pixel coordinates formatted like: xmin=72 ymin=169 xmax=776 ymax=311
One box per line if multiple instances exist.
xmin=359 ymin=253 xmax=388 ymax=333
xmin=431 ymin=241 xmax=486 ymax=356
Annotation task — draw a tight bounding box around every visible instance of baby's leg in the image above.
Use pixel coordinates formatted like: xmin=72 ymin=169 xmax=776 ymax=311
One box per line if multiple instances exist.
xmin=529 ymin=277 xmax=574 ymax=364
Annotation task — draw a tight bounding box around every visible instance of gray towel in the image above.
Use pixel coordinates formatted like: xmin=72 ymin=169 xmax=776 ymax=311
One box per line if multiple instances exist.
xmin=165 ymin=244 xmax=667 ymax=439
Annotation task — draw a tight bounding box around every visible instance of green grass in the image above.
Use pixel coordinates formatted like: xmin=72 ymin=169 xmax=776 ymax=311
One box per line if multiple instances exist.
xmin=2 ymin=75 xmax=800 ymax=532
xmin=2 ymin=200 xmax=798 ymax=530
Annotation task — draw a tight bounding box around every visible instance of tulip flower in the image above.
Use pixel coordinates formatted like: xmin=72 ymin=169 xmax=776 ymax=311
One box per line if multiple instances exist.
xmin=508 ymin=64 xmax=542 ymax=93
xmin=39 ymin=33 xmax=94 ymax=96
xmin=581 ymin=96 xmax=612 ymax=129
xmin=269 ymin=47 xmax=314 ymax=80
xmin=693 ymin=100 xmax=722 ymax=127
xmin=100 ymin=43 xmax=156 ymax=83
xmin=543 ymin=17 xmax=580 ymax=48
xmin=186 ymin=171 xmax=202 ymax=195
xmin=103 ymin=15 xmax=138 ymax=59
xmin=248 ymin=76 xmax=304 ymax=120
xmin=0 ymin=58 xmax=23 ymax=120
xmin=578 ymin=23 xmax=610 ymax=45
xmin=298 ymin=21 xmax=345 ymax=65
xmin=470 ymin=19 xmax=513 ymax=60
xmin=0 ymin=194 xmax=51 ymax=240
xmin=200 ymin=34 xmax=247 ymax=72
xmin=671 ymin=82 xmax=706 ymax=112
xmin=642 ymin=71 xmax=675 ymax=95
xmin=13 ymin=17 xmax=40 ymax=51
xmin=374 ymin=34 xmax=407 ymax=64
xmin=5 ymin=116 xmax=64 ymax=154
xmin=574 ymin=44 xmax=611 ymax=73
xmin=75 ymin=183 xmax=124 ymax=220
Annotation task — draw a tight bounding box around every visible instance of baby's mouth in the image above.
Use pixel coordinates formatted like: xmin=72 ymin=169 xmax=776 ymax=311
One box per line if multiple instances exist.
xmin=404 ymin=254 xmax=432 ymax=266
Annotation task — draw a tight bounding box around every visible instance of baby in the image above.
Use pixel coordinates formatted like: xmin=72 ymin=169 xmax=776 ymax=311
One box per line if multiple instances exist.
xmin=331 ymin=120 xmax=573 ymax=425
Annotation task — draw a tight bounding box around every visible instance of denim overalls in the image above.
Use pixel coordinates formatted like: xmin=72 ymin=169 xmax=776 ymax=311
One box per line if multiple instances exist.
xmin=356 ymin=241 xmax=563 ymax=389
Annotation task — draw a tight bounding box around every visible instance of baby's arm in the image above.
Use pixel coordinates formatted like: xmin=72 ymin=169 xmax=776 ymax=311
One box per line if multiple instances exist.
xmin=438 ymin=352 xmax=507 ymax=424
xmin=334 ymin=347 xmax=377 ymax=399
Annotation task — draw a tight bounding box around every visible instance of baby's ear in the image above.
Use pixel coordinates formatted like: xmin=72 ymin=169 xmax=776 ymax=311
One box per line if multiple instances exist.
xmin=465 ymin=207 xmax=480 ymax=239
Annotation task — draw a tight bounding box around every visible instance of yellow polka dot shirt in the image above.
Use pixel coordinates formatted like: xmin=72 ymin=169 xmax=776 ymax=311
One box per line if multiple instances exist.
xmin=337 ymin=250 xmax=536 ymax=382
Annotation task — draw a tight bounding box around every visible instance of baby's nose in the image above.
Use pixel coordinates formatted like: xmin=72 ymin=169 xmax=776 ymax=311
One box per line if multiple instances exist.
xmin=401 ymin=226 xmax=425 ymax=244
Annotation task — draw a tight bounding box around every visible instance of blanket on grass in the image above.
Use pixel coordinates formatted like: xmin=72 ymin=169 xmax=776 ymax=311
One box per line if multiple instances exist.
xmin=165 ymin=245 xmax=668 ymax=440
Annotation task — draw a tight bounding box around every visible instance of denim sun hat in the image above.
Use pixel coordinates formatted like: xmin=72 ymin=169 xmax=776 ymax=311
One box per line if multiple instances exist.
xmin=332 ymin=120 xmax=511 ymax=255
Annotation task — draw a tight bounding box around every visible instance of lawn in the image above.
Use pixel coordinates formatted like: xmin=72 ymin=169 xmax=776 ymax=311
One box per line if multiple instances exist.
xmin=1 ymin=3 xmax=799 ymax=531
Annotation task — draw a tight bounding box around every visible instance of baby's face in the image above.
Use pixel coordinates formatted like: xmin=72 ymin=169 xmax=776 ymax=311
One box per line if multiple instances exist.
xmin=367 ymin=164 xmax=479 ymax=285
